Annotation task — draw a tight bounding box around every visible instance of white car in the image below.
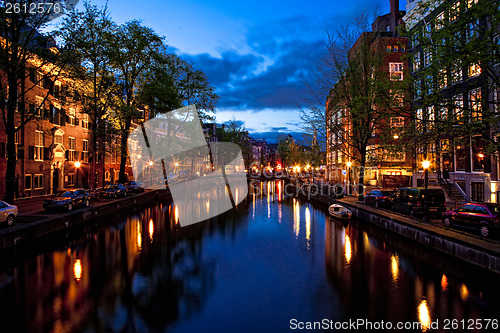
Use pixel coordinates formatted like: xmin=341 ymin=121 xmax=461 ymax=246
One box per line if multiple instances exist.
xmin=0 ymin=201 xmax=18 ymax=226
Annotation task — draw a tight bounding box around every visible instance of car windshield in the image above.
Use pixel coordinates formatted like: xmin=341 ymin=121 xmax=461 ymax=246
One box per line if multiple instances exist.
xmin=381 ymin=191 xmax=393 ymax=196
xmin=56 ymin=191 xmax=73 ymax=197
xmin=105 ymin=185 xmax=118 ymax=190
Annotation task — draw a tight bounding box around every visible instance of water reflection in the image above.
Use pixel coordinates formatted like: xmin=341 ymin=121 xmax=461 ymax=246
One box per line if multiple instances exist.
xmin=418 ymin=299 xmax=431 ymax=332
xmin=0 ymin=181 xmax=499 ymax=333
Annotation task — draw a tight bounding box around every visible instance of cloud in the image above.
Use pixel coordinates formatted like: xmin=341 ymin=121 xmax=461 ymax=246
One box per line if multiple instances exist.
xmin=180 ymin=15 xmax=330 ymax=112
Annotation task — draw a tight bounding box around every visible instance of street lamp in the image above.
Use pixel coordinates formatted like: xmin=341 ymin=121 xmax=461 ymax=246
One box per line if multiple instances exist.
xmin=422 ymin=160 xmax=430 ymax=190
xmin=422 ymin=160 xmax=430 ymax=221
xmin=346 ymin=161 xmax=352 ymax=196
xmin=74 ymin=161 xmax=81 ymax=187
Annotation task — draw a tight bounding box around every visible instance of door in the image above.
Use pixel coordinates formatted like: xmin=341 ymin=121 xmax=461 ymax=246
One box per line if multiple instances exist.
xmin=53 ymin=168 xmax=60 ymax=194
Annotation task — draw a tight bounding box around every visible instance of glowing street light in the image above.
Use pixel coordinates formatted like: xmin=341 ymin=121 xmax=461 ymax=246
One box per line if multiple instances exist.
xmin=422 ymin=160 xmax=431 ymax=220
xmin=346 ymin=161 xmax=352 ymax=196
xmin=74 ymin=161 xmax=81 ymax=187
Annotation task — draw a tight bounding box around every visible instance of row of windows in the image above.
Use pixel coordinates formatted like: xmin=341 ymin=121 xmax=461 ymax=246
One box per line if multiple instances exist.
xmin=413 ymin=64 xmax=481 ymax=97
xmin=24 ymin=174 xmax=44 ymax=190
xmin=410 ymin=0 xmax=480 ymax=48
xmin=30 ymin=98 xmax=90 ymax=129
xmin=33 ymin=130 xmax=88 ymax=162
xmin=414 ymin=88 xmax=483 ymax=128
xmin=386 ymin=45 xmax=406 ymax=53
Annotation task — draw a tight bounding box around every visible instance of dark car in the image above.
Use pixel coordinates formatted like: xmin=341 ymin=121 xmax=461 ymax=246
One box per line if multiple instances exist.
xmin=125 ymin=181 xmax=145 ymax=193
xmin=391 ymin=187 xmax=446 ymax=218
xmin=443 ymin=203 xmax=500 ymax=237
xmin=43 ymin=189 xmax=90 ymax=212
xmin=100 ymin=184 xmax=128 ymax=199
xmin=363 ymin=190 xmax=394 ymax=208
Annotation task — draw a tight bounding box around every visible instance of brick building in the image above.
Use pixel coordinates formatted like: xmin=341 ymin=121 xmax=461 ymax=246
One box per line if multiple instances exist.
xmin=0 ymin=45 xmax=134 ymax=199
xmin=326 ymin=0 xmax=413 ymax=187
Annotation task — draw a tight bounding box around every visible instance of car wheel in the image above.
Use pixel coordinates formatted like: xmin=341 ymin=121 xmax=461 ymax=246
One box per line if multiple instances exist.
xmin=443 ymin=217 xmax=452 ymax=228
xmin=67 ymin=203 xmax=73 ymax=212
xmin=6 ymin=215 xmax=14 ymax=226
xmin=480 ymin=223 xmax=490 ymax=238
xmin=85 ymin=199 xmax=90 ymax=207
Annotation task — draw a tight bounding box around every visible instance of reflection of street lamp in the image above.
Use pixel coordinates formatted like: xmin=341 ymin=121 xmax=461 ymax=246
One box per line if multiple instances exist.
xmin=346 ymin=161 xmax=352 ymax=196
xmin=74 ymin=161 xmax=81 ymax=187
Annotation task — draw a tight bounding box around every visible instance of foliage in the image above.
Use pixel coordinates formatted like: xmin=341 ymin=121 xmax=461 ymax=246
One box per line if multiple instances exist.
xmin=407 ymin=0 xmax=500 ymax=155
xmin=0 ymin=0 xmax=81 ymax=202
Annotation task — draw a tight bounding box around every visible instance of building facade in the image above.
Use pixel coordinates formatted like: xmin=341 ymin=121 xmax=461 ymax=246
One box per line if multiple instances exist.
xmin=404 ymin=0 xmax=500 ymax=202
xmin=326 ymin=0 xmax=413 ymax=188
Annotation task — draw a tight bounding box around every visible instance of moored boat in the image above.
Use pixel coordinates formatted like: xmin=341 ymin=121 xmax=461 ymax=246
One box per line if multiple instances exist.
xmin=328 ymin=203 xmax=352 ymax=221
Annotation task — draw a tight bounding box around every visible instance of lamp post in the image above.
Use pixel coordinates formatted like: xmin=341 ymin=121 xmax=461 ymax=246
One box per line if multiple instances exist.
xmin=422 ymin=160 xmax=430 ymax=190
xmin=422 ymin=160 xmax=430 ymax=221
xmin=74 ymin=161 xmax=81 ymax=188
xmin=346 ymin=161 xmax=352 ymax=196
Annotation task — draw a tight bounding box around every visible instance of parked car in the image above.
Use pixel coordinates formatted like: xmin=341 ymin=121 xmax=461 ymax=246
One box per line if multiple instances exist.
xmin=0 ymin=201 xmax=18 ymax=226
xmin=391 ymin=187 xmax=446 ymax=218
xmin=43 ymin=189 xmax=90 ymax=212
xmin=125 ymin=181 xmax=145 ymax=193
xmin=443 ymin=203 xmax=500 ymax=237
xmin=100 ymin=184 xmax=127 ymax=199
xmin=363 ymin=190 xmax=394 ymax=208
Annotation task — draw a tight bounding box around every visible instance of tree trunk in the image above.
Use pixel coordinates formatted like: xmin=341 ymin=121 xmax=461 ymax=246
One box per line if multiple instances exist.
xmin=118 ymin=117 xmax=132 ymax=184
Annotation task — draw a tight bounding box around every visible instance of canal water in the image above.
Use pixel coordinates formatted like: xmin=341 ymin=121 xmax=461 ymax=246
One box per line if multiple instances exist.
xmin=0 ymin=181 xmax=499 ymax=332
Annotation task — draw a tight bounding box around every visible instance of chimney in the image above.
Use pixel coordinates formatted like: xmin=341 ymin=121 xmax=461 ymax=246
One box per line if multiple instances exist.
xmin=390 ymin=0 xmax=400 ymax=22
xmin=390 ymin=0 xmax=400 ymax=35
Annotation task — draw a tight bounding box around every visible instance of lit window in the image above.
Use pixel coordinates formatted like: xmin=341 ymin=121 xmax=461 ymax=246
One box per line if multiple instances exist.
xmin=389 ymin=62 xmax=404 ymax=81
xmin=83 ymin=140 xmax=88 ymax=163
xmin=450 ymin=1 xmax=460 ymax=22
xmin=438 ymin=69 xmax=448 ymax=89
xmin=390 ymin=117 xmax=405 ymax=127
xmin=69 ymin=108 xmax=76 ymax=126
xmin=468 ymin=63 xmax=481 ymax=77
xmin=69 ymin=137 xmax=76 ymax=161
xmin=35 ymin=130 xmax=43 ymax=161
xmin=435 ymin=12 xmax=445 ymax=30
xmin=451 ymin=61 xmax=463 ymax=83
xmin=467 ymin=0 xmax=478 ymax=9
xmin=453 ymin=94 xmax=464 ymax=123
xmin=82 ymin=113 xmax=89 ymax=129
xmin=412 ymin=53 xmax=421 ymax=72
xmin=469 ymin=88 xmax=482 ymax=120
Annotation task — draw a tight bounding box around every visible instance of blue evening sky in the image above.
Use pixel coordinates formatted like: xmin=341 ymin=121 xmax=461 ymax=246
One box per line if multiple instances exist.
xmin=74 ymin=0 xmax=404 ymax=139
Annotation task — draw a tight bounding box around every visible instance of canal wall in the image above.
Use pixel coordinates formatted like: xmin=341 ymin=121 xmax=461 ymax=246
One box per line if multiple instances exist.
xmin=287 ymin=184 xmax=500 ymax=274
xmin=0 ymin=190 xmax=172 ymax=251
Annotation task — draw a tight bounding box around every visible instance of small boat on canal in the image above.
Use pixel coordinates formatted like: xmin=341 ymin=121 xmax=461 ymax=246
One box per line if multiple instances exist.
xmin=328 ymin=203 xmax=352 ymax=221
